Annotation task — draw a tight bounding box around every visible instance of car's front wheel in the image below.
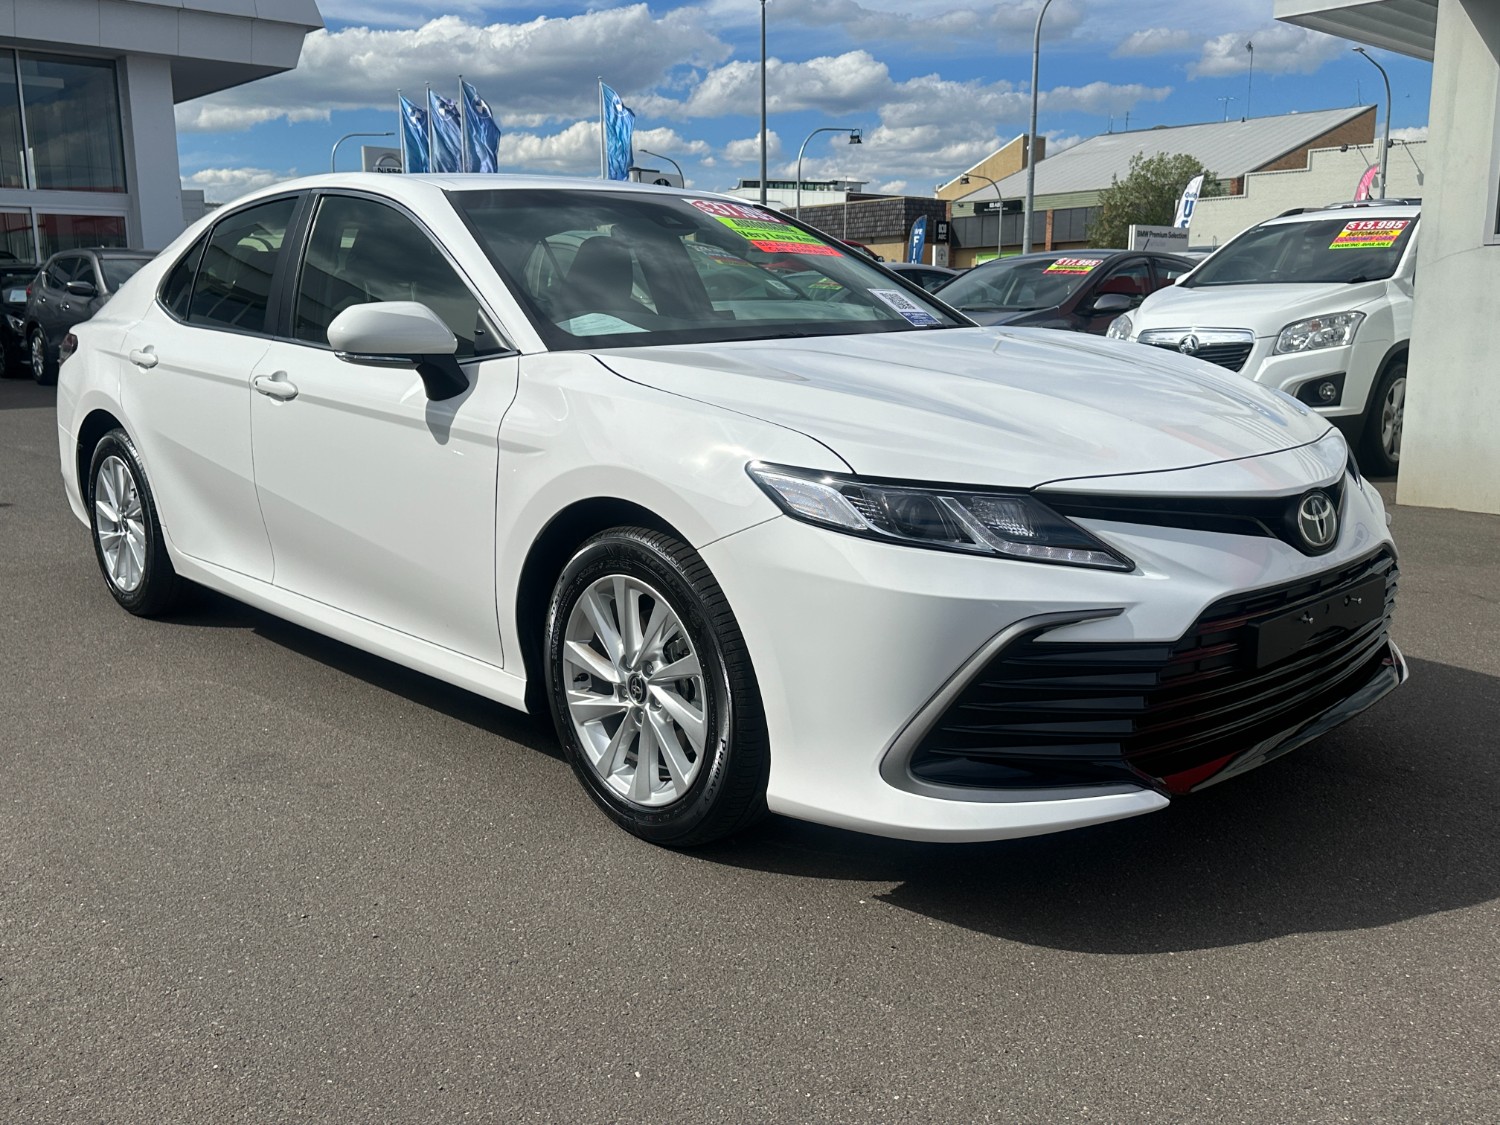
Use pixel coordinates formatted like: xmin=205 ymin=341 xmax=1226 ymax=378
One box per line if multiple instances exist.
xmin=30 ymin=327 xmax=55 ymax=385
xmin=86 ymin=429 xmax=183 ymax=616
xmin=1361 ymin=360 xmax=1405 ymax=477
xmin=544 ymin=527 xmax=769 ymax=846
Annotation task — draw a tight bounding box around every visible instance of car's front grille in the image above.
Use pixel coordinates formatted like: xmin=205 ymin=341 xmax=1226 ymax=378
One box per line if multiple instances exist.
xmin=910 ymin=550 xmax=1398 ymax=794
xmin=1145 ymin=339 xmax=1253 ymax=371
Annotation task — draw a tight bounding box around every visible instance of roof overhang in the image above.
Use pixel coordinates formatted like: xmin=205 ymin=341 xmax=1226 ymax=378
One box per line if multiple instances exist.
xmin=1275 ymin=0 xmax=1437 ymax=61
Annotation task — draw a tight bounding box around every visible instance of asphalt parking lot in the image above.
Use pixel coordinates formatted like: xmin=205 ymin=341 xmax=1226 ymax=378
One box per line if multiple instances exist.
xmin=3 ymin=376 xmax=1498 ymax=1123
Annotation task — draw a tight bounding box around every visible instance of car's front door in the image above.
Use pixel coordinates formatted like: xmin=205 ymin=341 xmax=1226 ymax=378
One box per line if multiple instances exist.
xmin=120 ymin=195 xmax=302 ymax=581
xmin=249 ymin=191 xmax=519 ymax=665
xmin=34 ymin=255 xmax=77 ymax=337
xmin=1076 ymin=257 xmax=1153 ymax=334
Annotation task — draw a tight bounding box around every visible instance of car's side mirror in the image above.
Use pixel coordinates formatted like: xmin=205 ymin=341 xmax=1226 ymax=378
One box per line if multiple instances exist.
xmin=66 ymin=279 xmax=97 ymax=299
xmin=327 ymin=301 xmax=468 ymax=401
xmin=1090 ymin=292 xmax=1135 ymax=315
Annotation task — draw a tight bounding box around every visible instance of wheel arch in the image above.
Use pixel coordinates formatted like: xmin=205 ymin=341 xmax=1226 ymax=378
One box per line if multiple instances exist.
xmin=1362 ymin=342 xmax=1408 ymax=413
xmin=514 ymin=497 xmax=685 ymax=712
xmin=75 ymin=408 xmax=127 ymax=506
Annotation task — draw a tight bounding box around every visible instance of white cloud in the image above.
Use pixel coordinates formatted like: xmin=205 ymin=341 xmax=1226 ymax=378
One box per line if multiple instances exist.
xmin=675 ymin=51 xmax=891 ymax=118
xmin=876 ymin=179 xmax=908 ymax=194
xmin=726 ymin=0 xmax=1085 ymax=48
xmin=723 ymin=130 xmax=783 ymax=165
xmin=181 ymin=166 xmax=295 ymax=204
xmin=1191 ymin=25 xmax=1345 ymax=78
xmin=1390 ymin=126 xmax=1428 ymax=143
xmin=177 ymin=7 xmax=729 ymax=131
xmin=1113 ymin=28 xmax=1196 ymax=58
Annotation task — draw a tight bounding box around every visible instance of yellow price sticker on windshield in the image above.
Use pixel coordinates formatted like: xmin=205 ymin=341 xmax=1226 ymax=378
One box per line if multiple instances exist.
xmin=1330 ymin=219 xmax=1410 ymax=249
xmin=1044 ymin=258 xmax=1104 ymax=274
xmin=687 ymin=199 xmax=841 ymax=257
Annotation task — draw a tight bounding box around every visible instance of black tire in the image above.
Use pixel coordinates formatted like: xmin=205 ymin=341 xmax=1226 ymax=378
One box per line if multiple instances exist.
xmin=30 ymin=326 xmax=55 ymax=386
xmin=86 ymin=428 xmax=184 ymax=616
xmin=1359 ymin=360 xmax=1405 ymax=478
xmin=544 ymin=527 xmax=769 ymax=847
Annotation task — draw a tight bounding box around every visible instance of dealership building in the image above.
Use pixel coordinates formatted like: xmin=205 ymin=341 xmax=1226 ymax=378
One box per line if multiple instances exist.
xmin=1278 ymin=0 xmax=1500 ymax=515
xmin=0 ymin=0 xmax=322 ymax=264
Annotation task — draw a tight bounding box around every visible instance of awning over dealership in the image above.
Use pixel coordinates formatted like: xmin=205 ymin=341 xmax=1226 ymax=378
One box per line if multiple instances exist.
xmin=1276 ymin=0 xmax=1438 ymax=61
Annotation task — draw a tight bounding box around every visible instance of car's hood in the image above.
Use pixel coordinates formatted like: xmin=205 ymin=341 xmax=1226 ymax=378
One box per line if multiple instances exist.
xmin=1138 ymin=280 xmax=1388 ymax=335
xmin=593 ymin=327 xmax=1331 ymax=489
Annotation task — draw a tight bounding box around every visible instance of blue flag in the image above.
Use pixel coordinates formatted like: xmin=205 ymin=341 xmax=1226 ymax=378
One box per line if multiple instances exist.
xmin=429 ymin=89 xmax=464 ymax=174
xmin=399 ymin=94 xmax=429 ymax=173
xmin=462 ymin=80 xmax=500 ymax=174
xmin=907 ymin=215 xmax=928 ymax=264
xmin=601 ymin=82 xmax=635 ymax=181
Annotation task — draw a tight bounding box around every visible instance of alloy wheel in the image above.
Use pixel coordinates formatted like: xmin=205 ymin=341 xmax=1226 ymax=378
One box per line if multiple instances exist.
xmin=1381 ymin=376 xmax=1405 ymax=462
xmin=94 ymin=454 xmax=147 ymax=593
xmin=562 ymin=574 xmax=707 ymax=808
xmin=30 ymin=331 xmax=45 ymax=381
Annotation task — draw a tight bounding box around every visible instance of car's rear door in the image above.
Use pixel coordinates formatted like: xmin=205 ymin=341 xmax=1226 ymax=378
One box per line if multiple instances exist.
xmin=119 ymin=195 xmax=303 ymax=581
xmin=248 ymin=190 xmax=519 ymax=665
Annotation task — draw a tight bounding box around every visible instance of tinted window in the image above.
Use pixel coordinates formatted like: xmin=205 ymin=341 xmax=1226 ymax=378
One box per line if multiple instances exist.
xmin=100 ymin=257 xmax=148 ymax=291
xmin=938 ymin=255 xmax=1109 ymax=312
xmin=187 ymin=197 xmax=297 ymax=334
xmin=43 ymin=256 xmax=77 ymax=288
xmin=294 ymin=194 xmax=502 ymax=358
xmin=1183 ymin=217 xmax=1417 ymax=287
xmin=19 ymin=53 xmax=126 ymax=193
xmin=161 ymin=235 xmax=208 ymax=320
xmin=1093 ymin=259 xmax=1152 ymax=300
xmin=37 ymin=213 xmax=127 ymax=257
xmin=1155 ymin=257 xmax=1193 ymax=285
xmin=454 ymin=189 xmax=959 ymax=351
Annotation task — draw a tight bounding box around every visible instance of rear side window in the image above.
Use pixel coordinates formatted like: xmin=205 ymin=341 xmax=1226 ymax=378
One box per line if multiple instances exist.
xmin=160 ymin=235 xmax=207 ymax=320
xmin=187 ymin=196 xmax=298 ymax=334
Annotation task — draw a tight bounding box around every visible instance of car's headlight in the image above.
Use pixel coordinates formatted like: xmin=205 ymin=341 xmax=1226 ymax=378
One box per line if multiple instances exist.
xmin=1274 ymin=311 xmax=1365 ymax=354
xmin=1105 ymin=313 xmax=1132 ymax=340
xmin=747 ymin=463 xmax=1133 ymax=570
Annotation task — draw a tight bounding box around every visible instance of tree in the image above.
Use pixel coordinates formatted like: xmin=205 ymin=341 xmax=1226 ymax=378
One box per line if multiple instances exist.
xmin=1086 ymin=152 xmax=1221 ymax=248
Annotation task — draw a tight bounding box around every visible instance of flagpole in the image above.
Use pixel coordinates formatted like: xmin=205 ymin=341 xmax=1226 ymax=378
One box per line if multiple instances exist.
xmin=458 ymin=75 xmax=468 ymax=173
xmin=397 ymin=89 xmax=406 ymax=173
xmin=598 ymin=77 xmax=606 ymax=179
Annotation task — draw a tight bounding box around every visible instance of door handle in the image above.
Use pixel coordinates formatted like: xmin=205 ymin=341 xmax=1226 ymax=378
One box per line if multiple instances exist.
xmin=253 ymin=373 xmax=298 ymax=401
xmin=128 ymin=347 xmax=158 ymax=369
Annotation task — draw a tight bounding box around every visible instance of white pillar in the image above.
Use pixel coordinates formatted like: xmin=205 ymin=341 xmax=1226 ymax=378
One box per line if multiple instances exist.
xmin=118 ymin=53 xmax=185 ymax=250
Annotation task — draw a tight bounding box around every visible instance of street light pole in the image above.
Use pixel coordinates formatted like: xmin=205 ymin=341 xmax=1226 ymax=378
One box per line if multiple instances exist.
xmin=795 ymin=127 xmax=861 ymax=218
xmin=759 ymin=0 xmax=769 ymax=206
xmin=1354 ymin=47 xmax=1393 ymax=200
xmin=330 ymin=130 xmax=395 ymax=173
xmin=1022 ymin=0 xmax=1055 ymax=254
xmin=960 ymin=172 xmax=1003 ymax=262
xmin=640 ymin=148 xmax=685 ymax=186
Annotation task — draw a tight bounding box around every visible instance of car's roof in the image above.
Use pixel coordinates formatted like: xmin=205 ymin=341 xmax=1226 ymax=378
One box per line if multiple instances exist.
xmin=1262 ymin=202 xmax=1420 ymax=227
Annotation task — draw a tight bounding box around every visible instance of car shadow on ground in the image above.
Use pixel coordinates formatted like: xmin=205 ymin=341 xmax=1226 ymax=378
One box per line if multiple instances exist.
xmin=699 ymin=656 xmax=1500 ymax=954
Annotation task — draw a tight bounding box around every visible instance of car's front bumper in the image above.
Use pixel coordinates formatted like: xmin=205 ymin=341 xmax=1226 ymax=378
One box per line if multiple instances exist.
xmin=700 ymin=451 xmax=1401 ymax=842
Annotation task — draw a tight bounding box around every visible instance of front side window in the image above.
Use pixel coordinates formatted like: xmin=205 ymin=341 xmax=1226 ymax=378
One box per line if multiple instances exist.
xmin=187 ymin=197 xmax=298 ymax=334
xmin=20 ymin=53 xmax=126 ymax=193
xmin=100 ymin=256 xmax=148 ymax=292
xmin=1183 ymin=217 xmax=1417 ymax=287
xmin=1155 ymin=257 xmax=1193 ymax=286
xmin=294 ymin=194 xmax=503 ymax=358
xmin=44 ymin=256 xmax=78 ymax=289
xmin=1093 ymin=259 xmax=1152 ymax=302
xmin=454 ymin=189 xmax=960 ymax=350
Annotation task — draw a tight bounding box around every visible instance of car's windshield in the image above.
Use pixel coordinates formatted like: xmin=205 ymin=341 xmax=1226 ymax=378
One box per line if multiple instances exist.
xmin=936 ymin=256 xmax=1107 ymax=311
xmin=100 ymin=257 xmax=149 ymax=290
xmin=1182 ymin=216 xmax=1416 ymax=287
xmin=451 ymin=189 xmax=962 ymax=349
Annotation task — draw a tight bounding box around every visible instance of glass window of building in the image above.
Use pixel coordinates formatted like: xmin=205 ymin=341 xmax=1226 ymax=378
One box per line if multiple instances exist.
xmin=19 ymin=53 xmax=127 ymax=193
xmin=0 ymin=53 xmax=23 ymax=190
xmin=0 ymin=210 xmax=33 ymax=264
xmin=38 ymin=214 xmax=128 ymax=258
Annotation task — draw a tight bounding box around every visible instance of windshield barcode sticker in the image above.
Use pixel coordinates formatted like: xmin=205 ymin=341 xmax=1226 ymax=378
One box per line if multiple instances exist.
xmin=1044 ymin=258 xmax=1104 ymax=274
xmin=869 ymin=289 xmax=941 ymax=326
xmin=1330 ymin=219 xmax=1410 ymax=249
xmin=686 ymin=200 xmax=841 ymax=256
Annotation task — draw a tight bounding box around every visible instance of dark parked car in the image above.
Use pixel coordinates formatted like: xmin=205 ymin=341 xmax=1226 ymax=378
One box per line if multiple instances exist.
xmin=0 ymin=255 xmax=39 ymax=377
xmin=884 ymin=262 xmax=963 ymax=293
xmin=935 ymin=249 xmax=1193 ymax=334
xmin=22 ymin=248 xmax=153 ymax=384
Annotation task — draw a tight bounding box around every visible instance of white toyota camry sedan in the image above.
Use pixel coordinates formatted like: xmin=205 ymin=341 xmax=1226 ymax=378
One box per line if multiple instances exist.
xmin=55 ymin=174 xmax=1405 ymax=846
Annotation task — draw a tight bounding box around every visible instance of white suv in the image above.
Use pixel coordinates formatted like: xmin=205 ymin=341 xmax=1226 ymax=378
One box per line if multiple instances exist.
xmin=1110 ymin=202 xmax=1417 ymax=475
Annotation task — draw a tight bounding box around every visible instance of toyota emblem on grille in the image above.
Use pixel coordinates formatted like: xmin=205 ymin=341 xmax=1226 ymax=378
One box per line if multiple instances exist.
xmin=1178 ymin=334 xmax=1201 ymax=356
xmin=1296 ymin=492 xmax=1338 ymax=550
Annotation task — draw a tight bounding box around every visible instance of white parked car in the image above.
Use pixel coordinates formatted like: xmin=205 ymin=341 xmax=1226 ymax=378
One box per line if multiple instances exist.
xmin=55 ymin=174 xmax=1405 ymax=846
xmin=1110 ymin=201 xmax=1418 ymax=476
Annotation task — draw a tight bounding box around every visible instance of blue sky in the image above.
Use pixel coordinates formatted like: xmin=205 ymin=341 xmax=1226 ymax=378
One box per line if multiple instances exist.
xmin=177 ymin=0 xmax=1433 ymax=202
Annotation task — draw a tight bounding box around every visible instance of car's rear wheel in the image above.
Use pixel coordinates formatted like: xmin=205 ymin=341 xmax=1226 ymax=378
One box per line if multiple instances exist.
xmin=544 ymin=527 xmax=768 ymax=846
xmin=30 ymin=327 xmax=55 ymax=385
xmin=1361 ymin=361 xmax=1405 ymax=477
xmin=87 ymin=429 xmax=183 ymax=616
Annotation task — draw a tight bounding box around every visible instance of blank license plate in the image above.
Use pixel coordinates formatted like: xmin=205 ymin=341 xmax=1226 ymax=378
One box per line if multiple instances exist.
xmin=1252 ymin=575 xmax=1385 ymax=668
